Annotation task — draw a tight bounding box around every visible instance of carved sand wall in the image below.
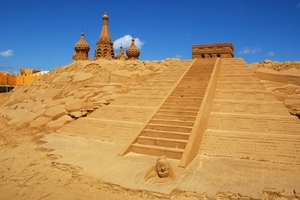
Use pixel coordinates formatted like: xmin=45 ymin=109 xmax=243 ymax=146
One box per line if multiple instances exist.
xmin=0 ymin=71 xmax=43 ymax=86
xmin=250 ymin=60 xmax=300 ymax=117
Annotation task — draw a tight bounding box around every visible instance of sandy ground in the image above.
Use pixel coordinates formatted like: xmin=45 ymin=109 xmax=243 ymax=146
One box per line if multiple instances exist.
xmin=0 ymin=118 xmax=183 ymax=200
xmin=0 ymin=93 xmax=205 ymax=200
xmin=0 ymin=119 xmax=220 ymax=200
xmin=3 ymin=118 xmax=300 ymax=200
xmin=0 ymin=92 xmax=146 ymax=200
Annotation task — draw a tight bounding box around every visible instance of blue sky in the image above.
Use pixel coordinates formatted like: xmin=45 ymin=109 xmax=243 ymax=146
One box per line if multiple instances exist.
xmin=0 ymin=0 xmax=300 ymax=73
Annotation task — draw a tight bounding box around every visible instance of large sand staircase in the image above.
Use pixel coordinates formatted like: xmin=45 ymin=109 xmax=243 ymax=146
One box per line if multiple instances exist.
xmin=119 ymin=58 xmax=218 ymax=167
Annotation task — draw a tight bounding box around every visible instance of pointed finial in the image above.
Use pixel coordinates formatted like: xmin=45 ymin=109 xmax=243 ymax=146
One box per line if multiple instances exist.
xmin=103 ymin=10 xmax=108 ymax=19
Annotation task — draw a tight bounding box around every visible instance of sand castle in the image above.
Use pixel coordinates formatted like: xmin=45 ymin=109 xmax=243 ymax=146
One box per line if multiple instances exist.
xmin=0 ymin=12 xmax=300 ymax=199
xmin=0 ymin=68 xmax=45 ymax=86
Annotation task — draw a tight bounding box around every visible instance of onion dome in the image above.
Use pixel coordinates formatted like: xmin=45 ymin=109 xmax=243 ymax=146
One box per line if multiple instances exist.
xmin=73 ymin=32 xmax=90 ymax=61
xmin=126 ymin=38 xmax=140 ymax=60
xmin=74 ymin=32 xmax=90 ymax=51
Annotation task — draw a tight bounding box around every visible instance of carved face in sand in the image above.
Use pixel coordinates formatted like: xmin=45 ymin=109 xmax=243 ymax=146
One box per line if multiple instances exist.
xmin=144 ymin=156 xmax=175 ymax=183
xmin=156 ymin=157 xmax=170 ymax=178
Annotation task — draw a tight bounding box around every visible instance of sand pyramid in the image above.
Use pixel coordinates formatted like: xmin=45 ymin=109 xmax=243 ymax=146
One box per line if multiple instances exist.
xmin=54 ymin=58 xmax=300 ymax=168
xmin=1 ymin=57 xmax=300 ymax=199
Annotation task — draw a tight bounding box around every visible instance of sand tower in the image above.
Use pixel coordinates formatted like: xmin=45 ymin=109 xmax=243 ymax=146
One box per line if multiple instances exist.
xmin=73 ymin=32 xmax=90 ymax=61
xmin=126 ymin=38 xmax=140 ymax=60
xmin=94 ymin=12 xmax=115 ymax=60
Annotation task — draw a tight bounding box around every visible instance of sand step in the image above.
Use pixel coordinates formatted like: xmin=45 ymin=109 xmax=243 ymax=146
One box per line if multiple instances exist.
xmin=169 ymin=93 xmax=204 ymax=97
xmin=136 ymin=136 xmax=187 ymax=149
xmin=130 ymin=143 xmax=184 ymax=159
xmin=141 ymin=129 xmax=190 ymax=140
xmin=149 ymin=119 xmax=195 ymax=127
xmin=157 ymin=109 xmax=199 ymax=116
xmin=172 ymin=89 xmax=207 ymax=92
xmin=153 ymin=114 xmax=197 ymax=121
xmin=163 ymin=99 xmax=202 ymax=104
xmin=158 ymin=107 xmax=199 ymax=112
xmin=173 ymin=83 xmax=208 ymax=86
xmin=164 ymin=96 xmax=203 ymax=101
xmin=164 ymin=97 xmax=202 ymax=102
xmin=162 ymin=102 xmax=202 ymax=107
xmin=146 ymin=123 xmax=192 ymax=133
xmin=168 ymin=95 xmax=203 ymax=99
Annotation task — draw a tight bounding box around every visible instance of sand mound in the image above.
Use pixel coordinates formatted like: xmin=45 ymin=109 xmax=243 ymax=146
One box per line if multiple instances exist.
xmin=0 ymin=58 xmax=180 ymax=130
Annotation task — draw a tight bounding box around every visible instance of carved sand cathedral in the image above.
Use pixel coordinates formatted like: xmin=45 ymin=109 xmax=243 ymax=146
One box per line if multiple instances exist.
xmin=73 ymin=12 xmax=140 ymax=61
xmin=1 ymin=11 xmax=300 ymax=199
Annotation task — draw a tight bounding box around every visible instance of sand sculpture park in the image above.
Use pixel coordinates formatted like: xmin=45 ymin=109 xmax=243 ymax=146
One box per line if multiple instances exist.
xmin=1 ymin=12 xmax=300 ymax=200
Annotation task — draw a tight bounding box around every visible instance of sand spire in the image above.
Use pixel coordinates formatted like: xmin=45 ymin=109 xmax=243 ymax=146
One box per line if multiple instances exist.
xmin=94 ymin=12 xmax=115 ymax=60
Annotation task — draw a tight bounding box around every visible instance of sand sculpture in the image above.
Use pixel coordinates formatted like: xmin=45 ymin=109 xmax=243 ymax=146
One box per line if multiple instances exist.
xmin=94 ymin=12 xmax=115 ymax=60
xmin=74 ymin=12 xmax=140 ymax=61
xmin=115 ymin=45 xmax=127 ymax=60
xmin=192 ymin=43 xmax=234 ymax=59
xmin=1 ymin=11 xmax=300 ymax=200
xmin=126 ymin=38 xmax=140 ymax=60
xmin=144 ymin=156 xmax=176 ymax=184
xmin=0 ymin=68 xmax=44 ymax=86
xmin=72 ymin=32 xmax=90 ymax=61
